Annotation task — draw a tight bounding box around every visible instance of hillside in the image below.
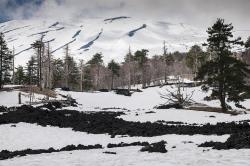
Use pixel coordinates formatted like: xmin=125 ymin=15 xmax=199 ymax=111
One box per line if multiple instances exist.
xmin=0 ymin=17 xmax=206 ymax=66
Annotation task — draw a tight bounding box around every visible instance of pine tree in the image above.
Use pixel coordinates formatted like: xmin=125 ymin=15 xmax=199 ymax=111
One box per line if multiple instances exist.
xmin=87 ymin=53 xmax=103 ymax=90
xmin=15 ymin=66 xmax=25 ymax=85
xmin=25 ymin=56 xmax=38 ymax=85
xmin=52 ymin=58 xmax=64 ymax=88
xmin=31 ymin=40 xmax=44 ymax=89
xmin=185 ymin=45 xmax=208 ymax=77
xmin=245 ymin=36 xmax=250 ymax=48
xmin=196 ymin=18 xmax=250 ymax=111
xmin=0 ymin=33 xmax=11 ymax=88
xmin=63 ymin=46 xmax=80 ymax=90
xmin=108 ymin=59 xmax=120 ymax=89
xmin=134 ymin=49 xmax=148 ymax=88
xmin=82 ymin=66 xmax=93 ymax=90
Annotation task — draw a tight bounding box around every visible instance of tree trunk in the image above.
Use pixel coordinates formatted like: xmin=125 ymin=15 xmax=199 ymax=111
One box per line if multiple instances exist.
xmin=65 ymin=45 xmax=69 ymax=88
xmin=111 ymin=73 xmax=114 ymax=90
xmin=0 ymin=45 xmax=2 ymax=89
xmin=12 ymin=48 xmax=15 ymax=85
xmin=79 ymin=60 xmax=83 ymax=92
xmin=96 ymin=65 xmax=100 ymax=90
xmin=142 ymin=65 xmax=146 ymax=88
xmin=219 ymin=93 xmax=227 ymax=111
xmin=219 ymin=80 xmax=227 ymax=112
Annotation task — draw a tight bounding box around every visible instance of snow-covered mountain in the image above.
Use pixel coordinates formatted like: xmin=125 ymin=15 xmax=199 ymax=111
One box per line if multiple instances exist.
xmin=0 ymin=17 xmax=207 ymax=66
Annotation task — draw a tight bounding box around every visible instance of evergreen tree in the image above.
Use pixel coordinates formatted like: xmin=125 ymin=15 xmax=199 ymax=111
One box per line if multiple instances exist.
xmin=196 ymin=18 xmax=250 ymax=111
xmin=108 ymin=59 xmax=120 ymax=89
xmin=0 ymin=33 xmax=11 ymax=88
xmin=67 ymin=56 xmax=80 ymax=90
xmin=160 ymin=52 xmax=174 ymax=82
xmin=124 ymin=51 xmax=135 ymax=63
xmin=52 ymin=58 xmax=64 ymax=88
xmin=134 ymin=49 xmax=148 ymax=88
xmin=87 ymin=53 xmax=103 ymax=90
xmin=15 ymin=66 xmax=25 ymax=85
xmin=88 ymin=53 xmax=103 ymax=65
xmin=63 ymin=51 xmax=79 ymax=90
xmin=25 ymin=56 xmax=38 ymax=85
xmin=185 ymin=45 xmax=208 ymax=76
xmin=245 ymin=36 xmax=250 ymax=48
xmin=82 ymin=66 xmax=93 ymax=90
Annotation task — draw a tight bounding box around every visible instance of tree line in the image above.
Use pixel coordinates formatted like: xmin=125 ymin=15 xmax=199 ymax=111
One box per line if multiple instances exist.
xmin=1 ymin=33 xmax=204 ymax=91
xmin=1 ymin=19 xmax=250 ymax=111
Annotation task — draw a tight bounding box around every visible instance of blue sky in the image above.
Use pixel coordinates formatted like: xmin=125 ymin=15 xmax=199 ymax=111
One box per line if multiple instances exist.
xmin=0 ymin=0 xmax=44 ymax=22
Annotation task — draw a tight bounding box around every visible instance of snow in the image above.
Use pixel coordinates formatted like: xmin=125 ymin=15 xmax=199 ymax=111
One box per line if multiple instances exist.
xmin=0 ymin=124 xmax=247 ymax=166
xmin=79 ymin=29 xmax=103 ymax=50
xmin=119 ymin=108 xmax=250 ymax=125
xmin=0 ymin=123 xmax=236 ymax=166
xmin=0 ymin=90 xmax=61 ymax=107
xmin=58 ymin=85 xmax=250 ymax=111
xmin=0 ymin=123 xmax=228 ymax=151
xmin=0 ymin=18 xmax=207 ymax=66
xmin=128 ymin=24 xmax=147 ymax=37
xmin=1 ymin=85 xmax=250 ymax=165
xmin=1 ymin=84 xmax=250 ymax=124
xmin=72 ymin=30 xmax=81 ymax=38
xmin=2 ymin=146 xmax=250 ymax=166
xmin=57 ymin=85 xmax=250 ymax=125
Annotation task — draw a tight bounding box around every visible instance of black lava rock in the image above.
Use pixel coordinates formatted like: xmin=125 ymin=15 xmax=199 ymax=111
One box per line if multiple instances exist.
xmin=140 ymin=141 xmax=167 ymax=153
xmin=199 ymin=131 xmax=250 ymax=150
xmin=115 ymin=89 xmax=131 ymax=96
xmin=103 ymin=151 xmax=117 ymax=154
xmin=107 ymin=142 xmax=149 ymax=148
xmin=0 ymin=144 xmax=102 ymax=160
xmin=156 ymin=103 xmax=183 ymax=109
xmin=0 ymin=106 xmax=7 ymax=113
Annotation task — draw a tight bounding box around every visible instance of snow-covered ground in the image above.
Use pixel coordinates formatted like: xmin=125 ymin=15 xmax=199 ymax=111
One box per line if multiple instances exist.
xmin=1 ymin=85 xmax=250 ymax=124
xmin=0 ymin=123 xmax=248 ymax=166
xmin=1 ymin=146 xmax=250 ymax=166
xmin=0 ymin=122 xmax=228 ymax=152
xmin=57 ymin=85 xmax=250 ymax=125
xmin=1 ymin=123 xmax=240 ymax=166
xmin=58 ymin=85 xmax=250 ymax=110
xmin=0 ymin=89 xmax=63 ymax=107
xmin=119 ymin=108 xmax=250 ymax=125
xmin=1 ymin=85 xmax=250 ymax=165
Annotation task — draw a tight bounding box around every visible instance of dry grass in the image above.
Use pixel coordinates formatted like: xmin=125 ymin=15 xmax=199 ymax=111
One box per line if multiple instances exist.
xmin=187 ymin=106 xmax=240 ymax=115
xmin=19 ymin=86 xmax=57 ymax=98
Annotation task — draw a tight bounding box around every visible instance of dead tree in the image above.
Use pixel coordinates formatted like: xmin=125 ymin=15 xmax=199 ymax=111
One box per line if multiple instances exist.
xmin=12 ymin=47 xmax=15 ymax=84
xmin=160 ymin=76 xmax=194 ymax=108
xmin=79 ymin=59 xmax=84 ymax=92
xmin=163 ymin=41 xmax=168 ymax=83
xmin=64 ymin=45 xmax=70 ymax=88
xmin=31 ymin=39 xmax=44 ymax=91
xmin=128 ymin=46 xmax=132 ymax=91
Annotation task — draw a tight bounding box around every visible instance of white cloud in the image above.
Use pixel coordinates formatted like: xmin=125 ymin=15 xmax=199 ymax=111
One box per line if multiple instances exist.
xmin=2 ymin=0 xmax=250 ymax=31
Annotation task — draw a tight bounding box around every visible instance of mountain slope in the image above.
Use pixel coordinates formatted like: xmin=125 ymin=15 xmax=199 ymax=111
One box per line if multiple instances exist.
xmin=0 ymin=17 xmax=206 ymax=66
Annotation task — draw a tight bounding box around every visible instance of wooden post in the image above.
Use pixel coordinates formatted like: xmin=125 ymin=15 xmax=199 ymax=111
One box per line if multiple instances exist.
xmin=18 ymin=92 xmax=21 ymax=104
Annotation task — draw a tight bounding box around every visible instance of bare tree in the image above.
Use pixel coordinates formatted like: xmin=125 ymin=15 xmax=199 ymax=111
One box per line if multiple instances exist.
xmin=79 ymin=59 xmax=84 ymax=92
xmin=160 ymin=76 xmax=194 ymax=107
